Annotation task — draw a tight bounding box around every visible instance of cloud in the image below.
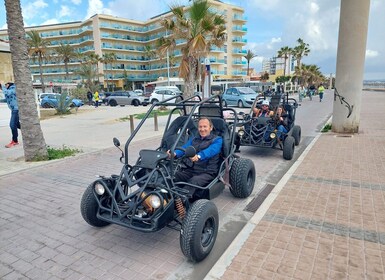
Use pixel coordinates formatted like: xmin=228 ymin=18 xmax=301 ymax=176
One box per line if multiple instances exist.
xmin=85 ymin=0 xmax=113 ymax=18
xmin=41 ymin=18 xmax=60 ymax=25
xmin=366 ymin=50 xmax=378 ymax=58
xmin=71 ymin=0 xmax=82 ymax=4
xmin=58 ymin=6 xmax=72 ymax=18
xmin=22 ymin=0 xmax=49 ymax=20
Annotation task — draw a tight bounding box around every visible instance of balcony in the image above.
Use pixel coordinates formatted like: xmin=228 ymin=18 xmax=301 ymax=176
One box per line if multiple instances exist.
xmin=232 ymin=26 xmax=247 ymax=33
xmin=233 ymin=14 xmax=247 ymax=22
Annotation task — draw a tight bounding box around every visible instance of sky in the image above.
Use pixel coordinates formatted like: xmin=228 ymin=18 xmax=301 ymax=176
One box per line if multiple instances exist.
xmin=1 ymin=0 xmax=384 ymax=80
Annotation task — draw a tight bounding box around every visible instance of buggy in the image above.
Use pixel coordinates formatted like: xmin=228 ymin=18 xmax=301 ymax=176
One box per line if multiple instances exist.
xmin=80 ymin=94 xmax=256 ymax=262
xmin=236 ymin=93 xmax=302 ymax=160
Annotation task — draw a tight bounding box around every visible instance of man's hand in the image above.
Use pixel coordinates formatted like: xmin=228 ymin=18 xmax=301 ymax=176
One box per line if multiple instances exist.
xmin=166 ymin=150 xmax=175 ymax=158
xmin=190 ymin=155 xmax=199 ymax=162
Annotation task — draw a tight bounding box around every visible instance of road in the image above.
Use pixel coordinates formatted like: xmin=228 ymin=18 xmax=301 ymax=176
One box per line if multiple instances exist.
xmin=0 ymin=91 xmax=333 ymax=280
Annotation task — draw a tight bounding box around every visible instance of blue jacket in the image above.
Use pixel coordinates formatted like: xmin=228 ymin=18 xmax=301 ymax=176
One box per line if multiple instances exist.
xmin=175 ymin=134 xmax=223 ymax=161
xmin=2 ymin=84 xmax=18 ymax=111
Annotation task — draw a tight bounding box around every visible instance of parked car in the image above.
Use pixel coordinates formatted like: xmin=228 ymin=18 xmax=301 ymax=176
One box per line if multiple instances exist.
xmin=104 ymin=91 xmax=146 ymax=107
xmin=146 ymin=86 xmax=182 ymax=104
xmin=40 ymin=93 xmax=84 ymax=108
xmin=38 ymin=92 xmax=55 ymax=102
xmin=221 ymin=87 xmax=260 ymax=108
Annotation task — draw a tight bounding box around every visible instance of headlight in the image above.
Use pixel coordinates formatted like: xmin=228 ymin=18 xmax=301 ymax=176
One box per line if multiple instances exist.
xmin=149 ymin=195 xmax=161 ymax=209
xmin=270 ymin=132 xmax=276 ymax=139
xmin=238 ymin=130 xmax=245 ymax=137
xmin=94 ymin=182 xmax=105 ymax=195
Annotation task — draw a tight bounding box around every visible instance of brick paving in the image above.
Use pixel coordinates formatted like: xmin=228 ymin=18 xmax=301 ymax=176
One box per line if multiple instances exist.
xmin=208 ymin=91 xmax=385 ymax=279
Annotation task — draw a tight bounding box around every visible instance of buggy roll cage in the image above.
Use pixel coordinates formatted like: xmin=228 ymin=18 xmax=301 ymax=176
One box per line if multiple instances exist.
xmin=122 ymin=93 xmax=239 ymax=172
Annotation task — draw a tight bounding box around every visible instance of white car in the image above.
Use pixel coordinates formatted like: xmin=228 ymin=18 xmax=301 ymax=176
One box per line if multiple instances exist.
xmin=147 ymin=86 xmax=182 ymax=104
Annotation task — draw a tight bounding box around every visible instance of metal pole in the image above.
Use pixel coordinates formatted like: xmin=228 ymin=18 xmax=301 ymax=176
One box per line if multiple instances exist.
xmin=129 ymin=115 xmax=134 ymax=134
xmin=154 ymin=112 xmax=158 ymax=131
xmin=204 ymin=58 xmax=211 ymax=99
xmin=166 ymin=29 xmax=170 ymax=86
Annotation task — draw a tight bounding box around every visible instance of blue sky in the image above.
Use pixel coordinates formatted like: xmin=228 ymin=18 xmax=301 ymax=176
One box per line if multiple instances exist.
xmin=1 ymin=0 xmax=384 ymax=80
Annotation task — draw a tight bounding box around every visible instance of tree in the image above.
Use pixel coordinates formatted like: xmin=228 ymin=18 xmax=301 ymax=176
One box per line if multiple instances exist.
xmin=54 ymin=43 xmax=78 ymax=81
xmin=277 ymin=46 xmax=292 ymax=76
xmin=157 ymin=0 xmax=227 ymax=99
xmin=144 ymin=45 xmax=156 ymax=79
xmin=292 ymin=38 xmax=310 ymax=84
xmin=75 ymin=63 xmax=98 ymax=92
xmin=27 ymin=30 xmax=50 ymax=92
xmin=260 ymin=72 xmax=269 ymax=82
xmin=86 ymin=53 xmax=102 ymax=84
xmin=301 ymin=64 xmax=325 ymax=86
xmin=243 ymin=50 xmax=257 ymax=76
xmin=102 ymin=52 xmax=117 ymax=91
xmin=4 ymin=0 xmax=48 ymax=161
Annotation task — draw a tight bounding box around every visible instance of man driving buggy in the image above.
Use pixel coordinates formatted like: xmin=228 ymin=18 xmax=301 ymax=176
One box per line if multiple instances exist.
xmin=167 ymin=117 xmax=223 ymax=191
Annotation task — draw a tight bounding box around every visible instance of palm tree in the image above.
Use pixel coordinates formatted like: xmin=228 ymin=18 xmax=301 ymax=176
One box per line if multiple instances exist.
xmin=301 ymin=64 xmax=324 ymax=86
xmin=260 ymin=72 xmax=269 ymax=82
xmin=102 ymin=52 xmax=117 ymax=91
xmin=27 ymin=30 xmax=50 ymax=92
xmin=144 ymin=45 xmax=156 ymax=78
xmin=277 ymin=46 xmax=292 ymax=76
xmin=87 ymin=53 xmax=102 ymax=83
xmin=4 ymin=0 xmax=48 ymax=161
xmin=157 ymin=0 xmax=227 ymax=99
xmin=76 ymin=63 xmax=98 ymax=90
xmin=243 ymin=50 xmax=257 ymax=76
xmin=292 ymin=38 xmax=310 ymax=84
xmin=54 ymin=43 xmax=78 ymax=81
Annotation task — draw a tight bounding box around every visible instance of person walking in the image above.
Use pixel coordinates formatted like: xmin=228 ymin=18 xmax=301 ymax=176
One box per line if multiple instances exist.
xmin=87 ymin=90 xmax=93 ymax=106
xmin=298 ymin=85 xmax=305 ymax=102
xmin=1 ymin=81 xmax=21 ymax=148
xmin=318 ymin=84 xmax=325 ymax=102
xmin=94 ymin=90 xmax=99 ymax=108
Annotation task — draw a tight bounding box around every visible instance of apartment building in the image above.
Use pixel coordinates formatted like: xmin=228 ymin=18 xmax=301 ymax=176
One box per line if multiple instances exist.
xmin=0 ymin=0 xmax=247 ymax=90
xmin=262 ymin=56 xmax=297 ymax=82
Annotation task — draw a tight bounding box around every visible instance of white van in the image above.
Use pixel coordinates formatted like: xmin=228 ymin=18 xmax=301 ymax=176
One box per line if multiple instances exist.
xmin=148 ymin=86 xmax=182 ymax=104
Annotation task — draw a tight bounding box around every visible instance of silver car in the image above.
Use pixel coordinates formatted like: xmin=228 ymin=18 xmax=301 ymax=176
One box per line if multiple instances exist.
xmin=105 ymin=91 xmax=145 ymax=107
xmin=222 ymin=87 xmax=260 ymax=108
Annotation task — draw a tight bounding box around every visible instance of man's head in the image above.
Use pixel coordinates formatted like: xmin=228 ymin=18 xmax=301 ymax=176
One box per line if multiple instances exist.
xmin=4 ymin=82 xmax=13 ymax=89
xmin=261 ymin=100 xmax=270 ymax=111
xmin=198 ymin=117 xmax=213 ymax=138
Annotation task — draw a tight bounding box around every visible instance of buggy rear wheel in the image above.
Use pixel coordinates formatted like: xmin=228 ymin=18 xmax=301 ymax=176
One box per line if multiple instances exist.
xmin=283 ymin=136 xmax=295 ymax=160
xmin=80 ymin=184 xmax=110 ymax=227
xmin=292 ymin=125 xmax=301 ymax=146
xmin=229 ymin=158 xmax=256 ymax=198
xmin=180 ymin=199 xmax=219 ymax=262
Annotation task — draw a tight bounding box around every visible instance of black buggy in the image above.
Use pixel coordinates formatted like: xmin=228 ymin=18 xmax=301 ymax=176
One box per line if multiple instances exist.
xmin=236 ymin=93 xmax=302 ymax=160
xmin=80 ymin=94 xmax=256 ymax=262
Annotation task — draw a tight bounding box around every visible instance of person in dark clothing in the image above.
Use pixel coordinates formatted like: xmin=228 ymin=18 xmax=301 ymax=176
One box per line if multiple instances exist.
xmin=169 ymin=117 xmax=223 ymax=188
xmin=87 ymin=91 xmax=93 ymax=106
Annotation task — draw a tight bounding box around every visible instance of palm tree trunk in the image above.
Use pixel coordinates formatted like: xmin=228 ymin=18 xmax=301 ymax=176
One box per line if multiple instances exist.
xmin=4 ymin=0 xmax=48 ymax=161
xmin=38 ymin=55 xmax=45 ymax=92
xmin=64 ymin=62 xmax=69 ymax=81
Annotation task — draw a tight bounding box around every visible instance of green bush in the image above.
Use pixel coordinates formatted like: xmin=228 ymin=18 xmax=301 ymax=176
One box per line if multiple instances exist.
xmin=55 ymin=92 xmax=73 ymax=115
xmin=321 ymin=123 xmax=332 ymax=132
xmin=47 ymin=145 xmax=81 ymax=160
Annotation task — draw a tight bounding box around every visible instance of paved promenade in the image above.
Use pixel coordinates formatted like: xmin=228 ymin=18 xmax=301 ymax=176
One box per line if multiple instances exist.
xmin=1 ymin=91 xmax=384 ymax=279
xmin=206 ymin=90 xmax=385 ymax=279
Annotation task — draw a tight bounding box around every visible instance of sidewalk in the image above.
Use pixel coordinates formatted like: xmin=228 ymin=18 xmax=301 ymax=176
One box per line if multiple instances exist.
xmin=206 ymin=90 xmax=385 ymax=279
xmin=0 ymin=105 xmax=163 ymax=176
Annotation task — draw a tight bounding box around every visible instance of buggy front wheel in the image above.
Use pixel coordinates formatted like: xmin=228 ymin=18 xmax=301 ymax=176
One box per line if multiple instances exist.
xmin=283 ymin=136 xmax=295 ymax=160
xmin=292 ymin=125 xmax=301 ymax=146
xmin=180 ymin=199 xmax=219 ymax=262
xmin=80 ymin=184 xmax=110 ymax=227
xmin=229 ymin=158 xmax=256 ymax=198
